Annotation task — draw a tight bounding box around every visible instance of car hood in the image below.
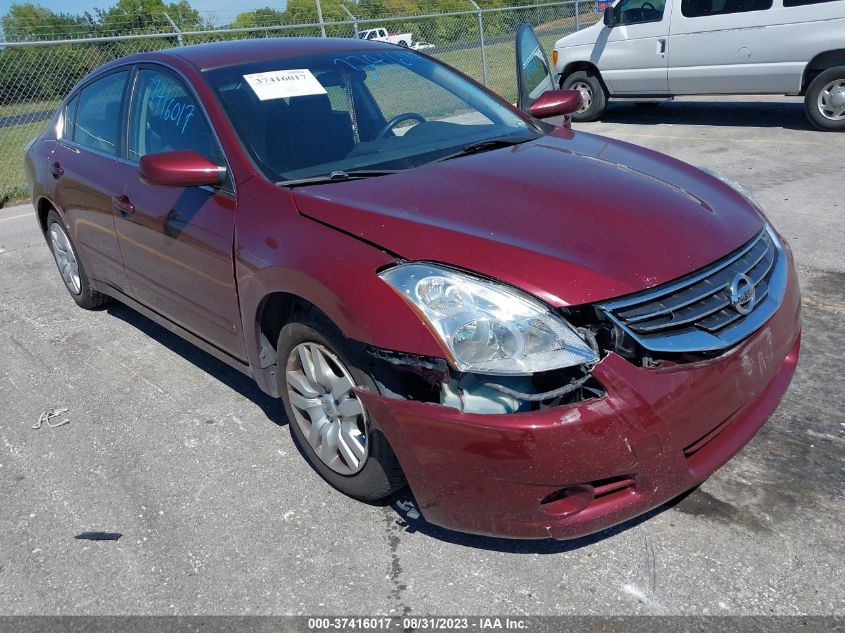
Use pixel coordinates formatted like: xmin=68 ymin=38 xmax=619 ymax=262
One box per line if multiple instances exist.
xmin=292 ymin=127 xmax=764 ymax=307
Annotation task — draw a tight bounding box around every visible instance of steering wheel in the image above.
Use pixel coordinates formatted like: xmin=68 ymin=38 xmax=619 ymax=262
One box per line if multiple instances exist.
xmin=378 ymin=112 xmax=426 ymax=138
xmin=641 ymin=2 xmax=656 ymax=8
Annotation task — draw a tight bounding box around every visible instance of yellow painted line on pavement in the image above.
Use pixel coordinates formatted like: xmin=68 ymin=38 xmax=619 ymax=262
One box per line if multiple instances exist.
xmin=0 ymin=212 xmax=34 ymax=222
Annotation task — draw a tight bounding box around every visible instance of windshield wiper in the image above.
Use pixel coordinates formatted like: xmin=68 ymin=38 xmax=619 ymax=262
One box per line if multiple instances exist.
xmin=277 ymin=169 xmax=400 ymax=187
xmin=427 ymin=136 xmax=533 ymax=165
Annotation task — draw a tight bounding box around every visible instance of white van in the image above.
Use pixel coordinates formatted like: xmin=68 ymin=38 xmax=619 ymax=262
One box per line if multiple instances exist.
xmin=552 ymin=0 xmax=845 ymax=130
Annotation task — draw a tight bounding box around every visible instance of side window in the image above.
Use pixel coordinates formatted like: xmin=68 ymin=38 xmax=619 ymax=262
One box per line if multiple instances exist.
xmin=128 ymin=69 xmax=222 ymax=165
xmin=681 ymin=0 xmax=771 ymax=17
xmin=73 ymin=71 xmax=128 ymax=155
xmin=615 ymin=0 xmax=666 ymax=24
xmin=63 ymin=94 xmax=79 ymax=140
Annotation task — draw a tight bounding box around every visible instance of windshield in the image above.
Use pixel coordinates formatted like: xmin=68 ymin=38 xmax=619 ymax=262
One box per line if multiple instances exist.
xmin=205 ymin=49 xmax=541 ymax=184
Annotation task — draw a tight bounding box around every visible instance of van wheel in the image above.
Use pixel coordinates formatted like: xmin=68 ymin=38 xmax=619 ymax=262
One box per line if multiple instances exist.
xmin=562 ymin=70 xmax=607 ymax=122
xmin=804 ymin=66 xmax=845 ymax=131
xmin=45 ymin=209 xmax=111 ymax=309
xmin=278 ymin=317 xmax=406 ymax=501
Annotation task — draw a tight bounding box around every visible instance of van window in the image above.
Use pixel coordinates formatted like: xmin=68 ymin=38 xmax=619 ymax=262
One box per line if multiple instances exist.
xmin=681 ymin=0 xmax=772 ymax=16
xmin=783 ymin=0 xmax=838 ymax=6
xmin=614 ymin=0 xmax=666 ymax=25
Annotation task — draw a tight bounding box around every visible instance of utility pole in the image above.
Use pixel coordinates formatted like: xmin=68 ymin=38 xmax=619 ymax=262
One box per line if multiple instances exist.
xmin=163 ymin=11 xmax=184 ymax=46
xmin=316 ymin=0 xmax=326 ymax=37
xmin=341 ymin=4 xmax=358 ymax=38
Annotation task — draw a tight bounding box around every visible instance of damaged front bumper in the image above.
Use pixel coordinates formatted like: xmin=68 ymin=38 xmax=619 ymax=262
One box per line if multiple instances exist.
xmin=356 ymin=263 xmax=802 ymax=540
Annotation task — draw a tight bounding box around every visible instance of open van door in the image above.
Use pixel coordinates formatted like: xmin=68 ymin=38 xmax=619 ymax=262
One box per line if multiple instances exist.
xmin=516 ymin=24 xmax=583 ymax=127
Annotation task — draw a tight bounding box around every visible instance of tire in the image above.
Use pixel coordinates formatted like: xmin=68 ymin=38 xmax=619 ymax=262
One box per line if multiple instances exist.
xmin=398 ymin=40 xmax=409 ymax=47
xmin=45 ymin=209 xmax=111 ymax=310
xmin=804 ymin=66 xmax=845 ymax=132
xmin=278 ymin=316 xmax=405 ymax=501
xmin=562 ymin=70 xmax=608 ymax=122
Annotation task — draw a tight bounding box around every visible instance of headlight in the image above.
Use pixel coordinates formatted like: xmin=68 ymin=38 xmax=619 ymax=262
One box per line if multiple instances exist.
xmin=379 ymin=263 xmax=597 ymax=375
xmin=698 ymin=166 xmax=761 ymax=209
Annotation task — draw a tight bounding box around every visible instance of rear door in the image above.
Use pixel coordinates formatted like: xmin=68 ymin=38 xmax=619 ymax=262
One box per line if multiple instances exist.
xmin=113 ymin=65 xmax=245 ymax=360
xmin=51 ymin=70 xmax=131 ymax=292
xmin=599 ymin=0 xmax=670 ymax=94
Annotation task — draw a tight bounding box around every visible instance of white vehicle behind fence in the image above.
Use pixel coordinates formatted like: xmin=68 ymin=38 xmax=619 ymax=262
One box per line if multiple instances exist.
xmin=358 ymin=27 xmax=413 ymax=47
xmin=552 ymin=0 xmax=845 ymax=131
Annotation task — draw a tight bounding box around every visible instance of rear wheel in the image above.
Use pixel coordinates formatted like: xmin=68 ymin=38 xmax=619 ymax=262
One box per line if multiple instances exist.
xmin=45 ymin=209 xmax=111 ymax=309
xmin=804 ymin=66 xmax=845 ymax=132
xmin=562 ymin=70 xmax=607 ymax=122
xmin=278 ymin=317 xmax=405 ymax=501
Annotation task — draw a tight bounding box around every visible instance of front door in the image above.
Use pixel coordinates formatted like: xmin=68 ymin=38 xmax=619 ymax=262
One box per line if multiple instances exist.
xmin=113 ymin=66 xmax=245 ymax=361
xmin=599 ymin=0 xmax=671 ymax=94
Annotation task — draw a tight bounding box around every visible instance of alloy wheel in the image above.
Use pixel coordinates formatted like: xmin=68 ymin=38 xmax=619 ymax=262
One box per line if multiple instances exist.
xmin=570 ymin=81 xmax=593 ymax=113
xmin=817 ymin=79 xmax=845 ymax=121
xmin=49 ymin=222 xmax=81 ymax=295
xmin=286 ymin=342 xmax=369 ymax=475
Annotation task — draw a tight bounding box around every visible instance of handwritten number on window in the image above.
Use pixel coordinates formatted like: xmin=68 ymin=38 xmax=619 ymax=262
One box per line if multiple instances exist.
xmin=147 ymin=77 xmax=196 ymax=135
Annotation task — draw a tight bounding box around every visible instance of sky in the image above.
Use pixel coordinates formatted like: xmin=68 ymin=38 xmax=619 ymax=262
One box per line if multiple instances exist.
xmin=0 ymin=0 xmax=287 ymax=20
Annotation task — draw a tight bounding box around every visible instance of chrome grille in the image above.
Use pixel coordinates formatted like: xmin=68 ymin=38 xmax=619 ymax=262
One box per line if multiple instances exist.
xmin=599 ymin=227 xmax=787 ymax=353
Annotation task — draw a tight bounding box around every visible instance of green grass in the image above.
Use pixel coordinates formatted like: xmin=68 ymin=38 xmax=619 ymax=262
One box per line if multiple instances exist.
xmin=0 ymin=121 xmax=45 ymax=207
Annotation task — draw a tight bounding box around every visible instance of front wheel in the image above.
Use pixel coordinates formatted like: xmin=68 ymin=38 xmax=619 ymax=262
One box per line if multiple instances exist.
xmin=278 ymin=318 xmax=406 ymax=501
xmin=804 ymin=66 xmax=845 ymax=131
xmin=562 ymin=70 xmax=608 ymax=122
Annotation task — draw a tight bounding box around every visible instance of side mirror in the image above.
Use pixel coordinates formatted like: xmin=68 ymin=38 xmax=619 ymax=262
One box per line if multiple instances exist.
xmin=603 ymin=6 xmax=617 ymax=27
xmin=139 ymin=150 xmax=226 ymax=188
xmin=515 ymin=23 xmax=556 ymax=113
xmin=529 ymin=89 xmax=583 ymax=119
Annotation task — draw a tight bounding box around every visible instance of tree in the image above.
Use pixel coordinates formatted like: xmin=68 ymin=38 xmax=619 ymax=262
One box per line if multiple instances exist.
xmin=230 ymin=7 xmax=287 ymax=29
xmin=1 ymin=3 xmax=91 ymax=41
xmin=93 ymin=0 xmax=205 ymax=36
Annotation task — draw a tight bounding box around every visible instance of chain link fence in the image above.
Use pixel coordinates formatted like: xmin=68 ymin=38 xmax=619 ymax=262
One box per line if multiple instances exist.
xmin=0 ymin=0 xmax=599 ymax=206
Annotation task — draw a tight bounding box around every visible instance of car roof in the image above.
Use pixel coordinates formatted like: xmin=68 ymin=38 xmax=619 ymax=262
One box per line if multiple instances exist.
xmin=145 ymin=37 xmax=403 ymax=72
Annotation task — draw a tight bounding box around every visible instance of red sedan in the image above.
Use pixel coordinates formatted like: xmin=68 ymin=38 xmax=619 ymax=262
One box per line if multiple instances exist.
xmin=24 ymin=28 xmax=801 ymax=539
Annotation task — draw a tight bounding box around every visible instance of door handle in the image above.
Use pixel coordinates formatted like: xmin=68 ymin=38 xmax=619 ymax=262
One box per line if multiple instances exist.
xmin=50 ymin=161 xmax=64 ymax=178
xmin=112 ymin=194 xmax=135 ymax=217
xmin=658 ymin=39 xmax=666 ymax=55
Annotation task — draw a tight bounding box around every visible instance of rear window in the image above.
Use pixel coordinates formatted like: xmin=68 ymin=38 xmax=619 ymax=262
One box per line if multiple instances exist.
xmin=73 ymin=71 xmax=128 ymax=155
xmin=681 ymin=0 xmax=772 ymax=16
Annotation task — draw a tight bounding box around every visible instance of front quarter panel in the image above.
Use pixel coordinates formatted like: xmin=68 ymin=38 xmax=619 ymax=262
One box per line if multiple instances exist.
xmin=235 ymin=177 xmax=446 ymax=393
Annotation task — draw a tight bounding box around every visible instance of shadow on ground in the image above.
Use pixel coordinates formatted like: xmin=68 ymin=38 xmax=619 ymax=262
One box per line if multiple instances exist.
xmin=106 ymin=302 xmax=285 ymax=426
xmin=599 ymin=99 xmax=814 ymax=131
